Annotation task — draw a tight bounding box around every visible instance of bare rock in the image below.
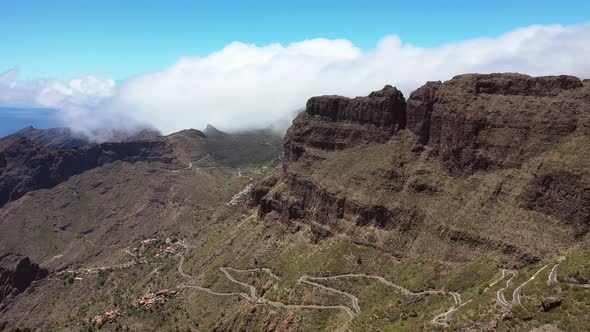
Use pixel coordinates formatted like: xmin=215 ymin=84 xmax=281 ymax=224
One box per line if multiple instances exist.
xmin=284 ymin=85 xmax=406 ymax=161
xmin=407 ymin=73 xmax=590 ymax=175
xmin=540 ymin=296 xmax=562 ymax=312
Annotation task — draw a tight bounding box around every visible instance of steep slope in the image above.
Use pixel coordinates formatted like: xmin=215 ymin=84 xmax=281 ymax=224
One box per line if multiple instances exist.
xmin=0 ymin=126 xmax=283 ymax=265
xmin=0 ymin=127 xmax=283 ymax=328
xmin=406 ymin=73 xmax=590 ymax=175
xmin=6 ymin=126 xmax=162 ymax=148
xmin=256 ymin=74 xmax=590 ymax=265
xmin=0 ymin=257 xmax=48 ymax=304
xmin=10 ymin=126 xmax=90 ymax=148
xmin=0 ymin=126 xmax=282 ymax=209
xmin=406 ymin=74 xmax=590 ymax=233
xmin=0 ymin=135 xmax=174 ymax=208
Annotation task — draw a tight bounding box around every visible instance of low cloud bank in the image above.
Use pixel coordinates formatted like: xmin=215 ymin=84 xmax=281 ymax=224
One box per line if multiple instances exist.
xmin=1 ymin=23 xmax=590 ymax=138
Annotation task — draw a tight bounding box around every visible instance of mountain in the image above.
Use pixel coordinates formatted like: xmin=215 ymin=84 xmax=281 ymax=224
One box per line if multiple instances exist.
xmin=1 ymin=73 xmax=589 ymax=332
xmin=5 ymin=126 xmax=162 ymax=149
xmin=10 ymin=126 xmax=90 ymax=148
xmin=255 ymin=73 xmax=589 ymax=265
xmin=203 ymin=124 xmax=227 ymax=138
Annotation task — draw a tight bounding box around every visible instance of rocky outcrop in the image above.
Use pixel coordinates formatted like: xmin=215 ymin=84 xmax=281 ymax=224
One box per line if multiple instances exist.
xmin=0 ymin=257 xmax=47 ymax=304
xmin=406 ymin=73 xmax=590 ymax=175
xmin=248 ymin=173 xmax=280 ymax=208
xmin=405 ymin=81 xmax=441 ymax=145
xmin=284 ymin=85 xmax=406 ymax=161
xmin=260 ymin=171 xmax=421 ymax=230
xmin=540 ymin=296 xmax=562 ymax=312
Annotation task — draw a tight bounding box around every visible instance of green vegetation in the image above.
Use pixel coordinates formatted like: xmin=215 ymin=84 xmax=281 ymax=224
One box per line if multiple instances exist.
xmin=546 ymin=137 xmax=590 ymax=176
xmin=557 ymin=246 xmax=590 ymax=284
xmin=441 ymin=257 xmax=499 ymax=297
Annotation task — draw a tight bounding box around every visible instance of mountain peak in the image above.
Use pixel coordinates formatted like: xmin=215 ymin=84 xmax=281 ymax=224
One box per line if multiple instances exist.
xmin=204 ymin=124 xmax=227 ymax=138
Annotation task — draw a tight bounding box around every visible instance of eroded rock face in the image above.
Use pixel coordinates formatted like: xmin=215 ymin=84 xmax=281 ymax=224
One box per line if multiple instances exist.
xmin=407 ymin=73 xmax=590 ymax=175
xmin=306 ymin=85 xmax=406 ymax=126
xmin=257 ymin=73 xmax=590 ymax=263
xmin=284 ymin=85 xmax=406 ymax=161
xmin=260 ymin=86 xmax=422 ymax=257
xmin=0 ymin=257 xmax=48 ymax=304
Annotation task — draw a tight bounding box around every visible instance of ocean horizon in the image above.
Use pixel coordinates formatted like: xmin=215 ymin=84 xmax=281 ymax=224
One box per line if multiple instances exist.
xmin=0 ymin=107 xmax=61 ymax=137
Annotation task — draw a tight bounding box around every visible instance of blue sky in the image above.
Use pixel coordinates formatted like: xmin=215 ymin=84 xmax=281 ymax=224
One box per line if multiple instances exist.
xmin=2 ymin=0 xmax=590 ymax=80
xmin=1 ymin=1 xmax=589 ymax=138
xmin=0 ymin=107 xmax=61 ymax=136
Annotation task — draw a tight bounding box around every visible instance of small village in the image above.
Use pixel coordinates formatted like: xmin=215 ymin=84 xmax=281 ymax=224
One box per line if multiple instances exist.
xmin=85 ymin=237 xmax=187 ymax=326
xmin=137 ymin=289 xmax=178 ymax=309
xmin=92 ymin=309 xmax=126 ymax=325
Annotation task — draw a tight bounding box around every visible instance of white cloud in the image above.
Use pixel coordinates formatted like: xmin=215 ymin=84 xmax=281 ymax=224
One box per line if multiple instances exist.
xmin=1 ymin=23 xmax=590 ymax=138
xmin=0 ymin=69 xmax=115 ymax=109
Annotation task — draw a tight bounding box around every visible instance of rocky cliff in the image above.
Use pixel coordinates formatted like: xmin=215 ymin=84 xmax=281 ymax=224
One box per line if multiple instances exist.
xmin=406 ymin=73 xmax=590 ymax=175
xmin=256 ymin=73 xmax=590 ymax=264
xmin=285 ymin=85 xmax=406 ymax=160
xmin=0 ymin=257 xmax=48 ymax=305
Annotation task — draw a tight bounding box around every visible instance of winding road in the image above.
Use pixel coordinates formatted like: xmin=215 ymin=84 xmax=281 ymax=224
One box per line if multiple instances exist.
xmin=494 ymin=269 xmax=519 ymax=307
xmin=548 ymin=264 xmax=559 ymax=282
xmin=57 ymin=259 xmax=147 ymax=276
xmin=178 ymin=256 xmax=357 ymax=317
xmin=547 ymin=262 xmax=590 ymax=289
xmin=220 ymin=267 xmax=259 ymax=301
xmin=172 ymin=154 xmax=210 ymax=173
xmin=177 ymin=254 xmax=468 ymax=323
xmin=48 ymin=232 xmax=590 ymax=328
xmin=299 ymin=276 xmax=362 ymax=315
xmin=57 ymin=237 xmax=590 ymax=326
xmin=496 ymin=265 xmax=549 ymax=307
xmin=484 ymin=269 xmax=517 ymax=293
xmin=479 ymin=259 xmax=590 ymax=308
xmin=299 ymin=273 xmax=462 ymax=324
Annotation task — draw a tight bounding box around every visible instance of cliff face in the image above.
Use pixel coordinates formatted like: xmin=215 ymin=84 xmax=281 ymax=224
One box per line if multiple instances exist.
xmin=406 ymin=74 xmax=590 ymax=175
xmin=285 ymin=85 xmax=406 ymax=159
xmin=256 ymin=74 xmax=590 ymax=264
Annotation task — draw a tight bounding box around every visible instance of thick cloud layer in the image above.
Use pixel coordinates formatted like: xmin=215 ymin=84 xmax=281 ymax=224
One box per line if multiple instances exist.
xmin=0 ymin=68 xmax=115 ymax=109
xmin=1 ymin=23 xmax=590 ymax=137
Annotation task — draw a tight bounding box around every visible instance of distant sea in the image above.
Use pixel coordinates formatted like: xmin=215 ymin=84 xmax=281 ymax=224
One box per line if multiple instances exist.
xmin=0 ymin=107 xmax=62 ymax=138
